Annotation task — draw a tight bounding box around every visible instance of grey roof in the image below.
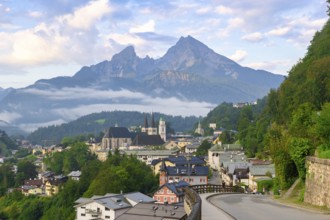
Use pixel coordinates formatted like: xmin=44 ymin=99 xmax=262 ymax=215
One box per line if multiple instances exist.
xmin=132 ymin=134 xmax=165 ymax=146
xmin=158 ymin=181 xmax=189 ymax=196
xmin=67 ymin=170 xmax=81 ymax=177
xmin=166 ymin=165 xmax=209 ymax=176
xmin=116 ymin=202 xmax=186 ymax=220
xmin=124 ymin=192 xmax=155 ymax=204
xmin=249 ymin=164 xmax=275 ymax=176
xmin=123 ymin=150 xmax=176 ymax=156
xmin=103 ymin=127 xmax=132 ymax=138
xmin=209 ymin=144 xmax=243 ymax=152
xmin=225 ymin=162 xmax=249 ymax=174
xmin=74 ymin=192 xmax=154 ymax=210
xmin=219 ymin=153 xmax=247 ymax=165
xmin=151 ymin=156 xmax=206 ymax=166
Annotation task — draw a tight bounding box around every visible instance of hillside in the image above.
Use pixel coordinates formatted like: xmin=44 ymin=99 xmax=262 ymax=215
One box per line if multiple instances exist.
xmin=242 ymin=18 xmax=330 ymax=190
xmin=0 ymin=130 xmax=17 ymax=156
xmin=27 ymin=111 xmax=199 ymax=145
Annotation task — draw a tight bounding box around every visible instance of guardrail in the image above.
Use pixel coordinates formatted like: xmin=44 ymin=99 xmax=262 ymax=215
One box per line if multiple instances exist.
xmin=183 ymin=184 xmax=244 ymax=220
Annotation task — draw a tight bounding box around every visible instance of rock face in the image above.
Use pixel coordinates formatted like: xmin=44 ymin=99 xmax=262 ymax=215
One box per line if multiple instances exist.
xmin=304 ymin=156 xmax=330 ymax=208
xmin=0 ymin=36 xmax=284 ymax=131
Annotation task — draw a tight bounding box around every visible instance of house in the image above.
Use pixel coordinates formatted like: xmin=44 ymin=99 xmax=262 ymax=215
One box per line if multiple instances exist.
xmin=116 ymin=202 xmax=187 ymax=220
xmin=74 ymin=192 xmax=155 ymax=220
xmin=68 ymin=170 xmax=82 ymax=181
xmin=45 ymin=175 xmax=68 ymax=196
xmin=39 ymin=171 xmax=55 ymax=184
xmin=151 ymin=155 xmax=206 ymax=174
xmin=208 ymin=144 xmax=245 ymax=170
xmin=21 ymin=185 xmax=43 ymax=196
xmin=102 ymin=127 xmax=133 ymax=149
xmin=185 ymin=142 xmax=200 ymax=154
xmin=159 ymin=160 xmax=208 ymax=186
xmin=164 ymin=141 xmax=179 ymax=150
xmin=122 ymin=150 xmax=177 ymax=165
xmin=248 ymin=164 xmax=275 ymax=192
xmin=153 ymin=181 xmax=189 ymax=204
xmin=220 ymin=161 xmax=249 ymax=186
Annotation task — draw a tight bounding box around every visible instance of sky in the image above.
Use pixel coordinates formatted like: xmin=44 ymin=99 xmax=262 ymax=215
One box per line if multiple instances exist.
xmin=0 ymin=0 xmax=328 ymax=89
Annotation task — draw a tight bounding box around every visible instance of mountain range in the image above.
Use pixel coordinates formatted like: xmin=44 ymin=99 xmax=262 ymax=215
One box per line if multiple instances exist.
xmin=0 ymin=36 xmax=283 ymax=133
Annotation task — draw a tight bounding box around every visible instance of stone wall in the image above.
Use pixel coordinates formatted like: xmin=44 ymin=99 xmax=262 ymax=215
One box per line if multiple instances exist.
xmin=304 ymin=156 xmax=330 ymax=208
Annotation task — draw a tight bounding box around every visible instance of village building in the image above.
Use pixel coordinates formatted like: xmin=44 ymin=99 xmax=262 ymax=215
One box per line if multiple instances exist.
xmin=248 ymin=164 xmax=275 ymax=192
xmin=159 ymin=160 xmax=208 ymax=186
xmin=151 ymin=155 xmax=206 ymax=175
xmin=116 ymin=202 xmax=186 ymax=220
xmin=194 ymin=121 xmax=204 ymax=136
xmin=68 ymin=170 xmax=82 ymax=181
xmin=102 ymin=127 xmax=133 ymax=149
xmin=153 ymin=181 xmax=189 ymax=204
xmin=74 ymin=192 xmax=154 ymax=220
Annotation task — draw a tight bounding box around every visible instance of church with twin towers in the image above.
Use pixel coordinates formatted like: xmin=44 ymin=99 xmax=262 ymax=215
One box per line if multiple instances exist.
xmin=141 ymin=113 xmax=166 ymax=142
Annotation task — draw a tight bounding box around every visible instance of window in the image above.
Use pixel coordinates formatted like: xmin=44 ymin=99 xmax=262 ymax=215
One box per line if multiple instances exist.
xmin=81 ymin=206 xmax=86 ymax=209
xmin=105 ymin=216 xmax=110 ymax=219
xmin=105 ymin=207 xmax=110 ymax=211
xmin=81 ymin=213 xmax=86 ymax=216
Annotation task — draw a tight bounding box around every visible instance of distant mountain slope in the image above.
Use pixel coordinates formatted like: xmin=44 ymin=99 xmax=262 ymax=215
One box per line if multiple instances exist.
xmin=0 ymin=130 xmax=17 ymax=156
xmin=0 ymin=36 xmax=283 ymax=133
xmin=27 ymin=111 xmax=199 ymax=145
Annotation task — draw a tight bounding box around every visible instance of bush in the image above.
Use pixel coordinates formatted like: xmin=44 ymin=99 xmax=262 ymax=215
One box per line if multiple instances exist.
xmin=257 ymin=179 xmax=273 ymax=193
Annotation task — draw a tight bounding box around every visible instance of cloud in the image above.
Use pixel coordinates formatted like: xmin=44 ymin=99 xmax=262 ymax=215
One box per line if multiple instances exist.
xmin=57 ymin=0 xmax=112 ymax=30
xmin=230 ymin=50 xmax=247 ymax=62
xmin=28 ymin=11 xmax=44 ymax=18
xmin=266 ymin=27 xmax=291 ymax=36
xmin=241 ymin=32 xmax=264 ymax=42
xmin=245 ymin=59 xmax=292 ymax=74
xmin=0 ymin=111 xmax=22 ymax=123
xmin=215 ymin=5 xmax=233 ymax=15
xmin=21 ymin=87 xmax=147 ymax=100
xmin=129 ymin=20 xmax=155 ymax=33
xmin=0 ymin=0 xmax=114 ymax=68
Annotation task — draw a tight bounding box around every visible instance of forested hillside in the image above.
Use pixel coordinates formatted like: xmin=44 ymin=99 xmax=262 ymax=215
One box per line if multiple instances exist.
xmin=204 ymin=10 xmax=330 ymax=191
xmin=0 ymin=130 xmax=17 ymax=156
xmin=27 ymin=111 xmax=199 ymax=145
xmin=241 ymin=17 xmax=330 ymax=190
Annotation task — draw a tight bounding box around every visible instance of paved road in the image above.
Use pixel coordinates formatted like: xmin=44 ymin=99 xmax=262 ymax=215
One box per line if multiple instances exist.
xmin=200 ymin=193 xmax=231 ymax=220
xmin=209 ymin=194 xmax=330 ymax=220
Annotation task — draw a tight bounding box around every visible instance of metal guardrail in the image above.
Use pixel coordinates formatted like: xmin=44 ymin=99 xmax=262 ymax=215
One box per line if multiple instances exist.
xmin=183 ymin=184 xmax=244 ymax=220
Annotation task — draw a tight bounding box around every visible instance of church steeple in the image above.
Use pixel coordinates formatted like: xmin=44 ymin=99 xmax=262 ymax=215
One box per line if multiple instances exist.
xmin=144 ymin=113 xmax=149 ymax=128
xmin=159 ymin=159 xmax=168 ymax=186
xmin=151 ymin=112 xmax=155 ymax=128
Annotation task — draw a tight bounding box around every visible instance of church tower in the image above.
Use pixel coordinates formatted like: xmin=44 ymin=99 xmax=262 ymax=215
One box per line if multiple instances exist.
xmin=159 ymin=160 xmax=168 ymax=186
xmin=148 ymin=112 xmax=157 ymax=135
xmin=141 ymin=113 xmax=148 ymax=133
xmin=158 ymin=117 xmax=166 ymax=142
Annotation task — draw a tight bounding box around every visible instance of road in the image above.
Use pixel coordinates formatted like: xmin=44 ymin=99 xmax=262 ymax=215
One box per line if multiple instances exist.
xmin=209 ymin=194 xmax=329 ymax=220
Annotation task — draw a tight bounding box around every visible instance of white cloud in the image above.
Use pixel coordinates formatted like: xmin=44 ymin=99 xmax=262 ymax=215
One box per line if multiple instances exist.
xmin=215 ymin=5 xmax=233 ymax=15
xmin=129 ymin=20 xmax=155 ymax=33
xmin=29 ymin=11 xmax=43 ymax=18
xmin=245 ymin=59 xmax=292 ymax=74
xmin=230 ymin=50 xmax=247 ymax=62
xmin=0 ymin=111 xmax=22 ymax=123
xmin=21 ymin=87 xmax=147 ymax=100
xmin=57 ymin=0 xmax=112 ymax=30
xmin=196 ymin=6 xmax=212 ymax=14
xmin=241 ymin=32 xmax=264 ymax=42
xmin=266 ymin=27 xmax=291 ymax=36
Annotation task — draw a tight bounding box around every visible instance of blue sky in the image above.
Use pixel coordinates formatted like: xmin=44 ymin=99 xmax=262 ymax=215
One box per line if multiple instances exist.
xmin=0 ymin=0 xmax=328 ymax=89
